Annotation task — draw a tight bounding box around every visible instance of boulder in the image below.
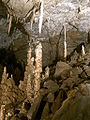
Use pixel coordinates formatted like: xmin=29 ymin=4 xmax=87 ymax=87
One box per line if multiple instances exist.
xmin=60 ymin=76 xmax=82 ymax=91
xmin=51 ymin=90 xmax=67 ymax=114
xmin=79 ymin=83 xmax=90 ymax=96
xmin=43 ymin=80 xmax=59 ymax=93
xmin=54 ymin=61 xmax=71 ymax=79
xmin=83 ymin=65 xmax=90 ymax=79
xmin=47 ymin=93 xmax=54 ymax=103
xmin=70 ymin=67 xmax=83 ymax=78
xmin=52 ymin=83 xmax=90 ymax=120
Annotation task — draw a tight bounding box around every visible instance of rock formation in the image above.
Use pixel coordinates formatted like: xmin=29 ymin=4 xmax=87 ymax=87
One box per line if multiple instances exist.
xmin=0 ymin=0 xmax=90 ymax=120
xmin=0 ymin=39 xmax=89 ymax=119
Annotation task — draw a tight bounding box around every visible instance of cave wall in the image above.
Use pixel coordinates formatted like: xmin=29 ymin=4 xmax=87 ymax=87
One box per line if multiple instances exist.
xmin=0 ymin=0 xmax=90 ymax=67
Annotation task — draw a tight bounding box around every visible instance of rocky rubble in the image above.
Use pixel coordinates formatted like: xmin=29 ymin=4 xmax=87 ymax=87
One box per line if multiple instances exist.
xmin=0 ymin=42 xmax=89 ymax=120
xmin=52 ymin=82 xmax=90 ymax=120
xmin=0 ymin=0 xmax=90 ymax=120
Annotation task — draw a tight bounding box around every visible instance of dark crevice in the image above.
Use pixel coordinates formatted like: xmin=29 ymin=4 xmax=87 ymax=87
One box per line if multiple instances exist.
xmin=34 ymin=99 xmax=46 ymax=120
xmin=0 ymin=0 xmax=7 ymax=18
xmin=0 ymin=47 xmax=25 ymax=85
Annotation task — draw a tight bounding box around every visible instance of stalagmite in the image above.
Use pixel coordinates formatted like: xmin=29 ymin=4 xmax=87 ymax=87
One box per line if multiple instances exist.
xmin=63 ymin=23 xmax=67 ymax=59
xmin=11 ymin=74 xmax=13 ymax=79
xmin=0 ymin=105 xmax=5 ymax=120
xmin=26 ymin=42 xmax=42 ymax=101
xmin=39 ymin=0 xmax=44 ymax=34
xmin=5 ymin=113 xmax=12 ymax=120
xmin=82 ymin=45 xmax=85 ymax=56
xmin=26 ymin=47 xmax=35 ymax=103
xmin=45 ymin=66 xmax=49 ymax=79
xmin=1 ymin=67 xmax=7 ymax=84
xmin=34 ymin=42 xmax=42 ymax=98
xmin=8 ymin=15 xmax=12 ymax=35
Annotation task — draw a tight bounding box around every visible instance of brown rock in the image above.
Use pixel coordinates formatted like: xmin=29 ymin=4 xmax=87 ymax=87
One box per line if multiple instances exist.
xmin=43 ymin=80 xmax=59 ymax=93
xmin=47 ymin=93 xmax=54 ymax=103
xmin=54 ymin=61 xmax=71 ymax=79
xmin=51 ymin=90 xmax=67 ymax=114
xmin=84 ymin=65 xmax=90 ymax=78
xmin=52 ymin=83 xmax=90 ymax=120
xmin=27 ymin=95 xmax=43 ymax=120
xmin=41 ymin=102 xmax=53 ymax=120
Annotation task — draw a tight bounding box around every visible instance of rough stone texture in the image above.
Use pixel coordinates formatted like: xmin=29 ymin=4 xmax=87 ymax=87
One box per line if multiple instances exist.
xmin=52 ymin=83 xmax=90 ymax=120
xmin=0 ymin=68 xmax=26 ymax=107
xmin=2 ymin=0 xmax=40 ymax=20
xmin=54 ymin=61 xmax=71 ymax=79
xmin=41 ymin=102 xmax=53 ymax=120
xmin=79 ymin=83 xmax=90 ymax=96
xmin=84 ymin=65 xmax=90 ymax=78
xmin=27 ymin=95 xmax=43 ymax=120
xmin=43 ymin=80 xmax=59 ymax=93
xmin=0 ymin=38 xmax=89 ymax=120
xmin=51 ymin=90 xmax=67 ymax=114
xmin=0 ymin=1 xmax=90 ymax=119
xmin=47 ymin=92 xmax=54 ymax=103
xmin=0 ymin=0 xmax=90 ymax=67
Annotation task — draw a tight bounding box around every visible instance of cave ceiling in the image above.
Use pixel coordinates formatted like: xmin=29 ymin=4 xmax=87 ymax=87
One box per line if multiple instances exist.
xmin=0 ymin=0 xmax=90 ymax=38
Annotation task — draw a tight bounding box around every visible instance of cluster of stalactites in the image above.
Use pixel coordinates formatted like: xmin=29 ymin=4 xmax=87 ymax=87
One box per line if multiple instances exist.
xmin=4 ymin=0 xmax=44 ymax=35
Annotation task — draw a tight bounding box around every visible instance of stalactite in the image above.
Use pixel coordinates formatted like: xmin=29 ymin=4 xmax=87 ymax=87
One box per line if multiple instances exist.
xmin=79 ymin=5 xmax=82 ymax=13
xmin=34 ymin=42 xmax=42 ymax=98
xmin=0 ymin=105 xmax=5 ymax=120
xmin=8 ymin=15 xmax=12 ymax=35
xmin=39 ymin=0 xmax=44 ymax=34
xmin=82 ymin=45 xmax=85 ymax=56
xmin=7 ymin=14 xmax=9 ymax=22
xmin=63 ymin=23 xmax=67 ymax=59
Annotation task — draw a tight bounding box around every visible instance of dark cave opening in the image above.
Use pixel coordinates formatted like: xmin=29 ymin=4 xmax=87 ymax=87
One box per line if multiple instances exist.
xmin=0 ymin=47 xmax=25 ymax=86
